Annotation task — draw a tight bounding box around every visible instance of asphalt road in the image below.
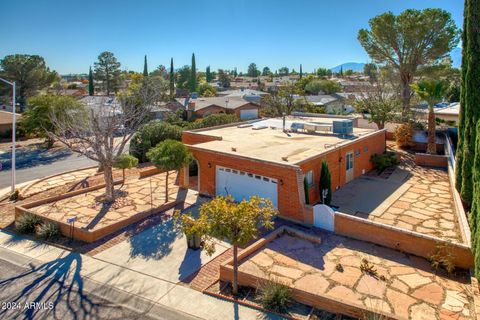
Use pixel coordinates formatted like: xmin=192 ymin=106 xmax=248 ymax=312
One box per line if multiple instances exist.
xmin=0 ymin=152 xmax=96 ymax=189
xmin=0 ymin=258 xmax=157 ymax=320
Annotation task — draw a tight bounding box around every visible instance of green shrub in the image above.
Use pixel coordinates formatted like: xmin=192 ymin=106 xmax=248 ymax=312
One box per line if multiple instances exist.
xmin=129 ymin=120 xmax=183 ymax=163
xmin=16 ymin=213 xmax=42 ymax=234
xmin=9 ymin=189 xmax=20 ymax=201
xmin=36 ymin=221 xmax=60 ymax=240
xmin=371 ymin=152 xmax=399 ymax=172
xmin=257 ymin=279 xmax=292 ymax=314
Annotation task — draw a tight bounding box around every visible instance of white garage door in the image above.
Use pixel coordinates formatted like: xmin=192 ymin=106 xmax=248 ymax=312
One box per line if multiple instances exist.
xmin=216 ymin=166 xmax=278 ymax=207
xmin=240 ymin=109 xmax=258 ymax=120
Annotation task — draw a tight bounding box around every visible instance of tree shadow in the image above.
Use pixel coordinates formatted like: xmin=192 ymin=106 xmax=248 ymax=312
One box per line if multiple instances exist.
xmin=0 ymin=251 xmax=102 ymax=320
xmin=0 ymin=148 xmax=72 ymax=170
xmin=178 ymin=246 xmax=202 ymax=282
xmin=127 ymin=215 xmax=182 ymax=260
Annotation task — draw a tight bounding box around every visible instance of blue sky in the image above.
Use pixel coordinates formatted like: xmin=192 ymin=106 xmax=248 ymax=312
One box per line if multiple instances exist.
xmin=1 ymin=0 xmax=463 ymax=75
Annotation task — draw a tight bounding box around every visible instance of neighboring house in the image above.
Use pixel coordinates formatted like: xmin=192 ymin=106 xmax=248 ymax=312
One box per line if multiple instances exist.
xmin=414 ymin=102 xmax=460 ymax=125
xmin=295 ymin=94 xmax=354 ymax=114
xmin=180 ymin=116 xmax=385 ymax=224
xmin=176 ymin=96 xmax=261 ymax=120
xmin=337 ymin=79 xmax=372 ymax=93
xmin=0 ymin=110 xmax=21 ymax=137
xmin=217 ymin=88 xmax=269 ymax=103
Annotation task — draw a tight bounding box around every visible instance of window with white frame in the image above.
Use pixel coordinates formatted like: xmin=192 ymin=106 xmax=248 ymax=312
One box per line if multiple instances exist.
xmin=305 ymin=170 xmax=314 ymax=187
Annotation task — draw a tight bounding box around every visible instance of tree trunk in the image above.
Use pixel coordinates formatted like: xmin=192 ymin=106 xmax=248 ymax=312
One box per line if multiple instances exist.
xmin=400 ymin=72 xmax=412 ymax=119
xmin=232 ymin=244 xmax=238 ymax=296
xmin=165 ymin=171 xmax=169 ymax=203
xmin=427 ymin=105 xmax=437 ymax=154
xmin=122 ymin=168 xmax=125 ymax=187
xmin=103 ymin=164 xmax=115 ymax=202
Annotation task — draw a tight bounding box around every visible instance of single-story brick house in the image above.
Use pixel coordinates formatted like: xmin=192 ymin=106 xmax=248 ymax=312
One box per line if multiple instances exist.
xmin=0 ymin=110 xmax=21 ymax=137
xmin=173 ymin=96 xmax=261 ymax=120
xmin=180 ymin=116 xmax=386 ymax=224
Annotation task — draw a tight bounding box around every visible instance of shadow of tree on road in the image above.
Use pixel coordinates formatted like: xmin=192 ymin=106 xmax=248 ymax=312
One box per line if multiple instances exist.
xmin=0 ymin=148 xmax=72 ymax=170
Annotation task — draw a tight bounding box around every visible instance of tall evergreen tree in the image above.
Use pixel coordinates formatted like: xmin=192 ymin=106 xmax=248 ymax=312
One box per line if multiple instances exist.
xmin=459 ymin=0 xmax=480 ymax=208
xmin=88 ymin=66 xmax=94 ymax=96
xmin=169 ymin=58 xmax=175 ymax=99
xmin=143 ymin=55 xmax=148 ymax=77
xmin=206 ymin=66 xmax=212 ymax=82
xmin=233 ymin=67 xmax=238 ymax=78
xmin=340 ymin=66 xmax=344 ymax=77
xmin=319 ymin=160 xmax=332 ymax=205
xmin=94 ymin=51 xmax=121 ymax=95
xmin=299 ymin=64 xmax=303 ymax=79
xmin=189 ymin=53 xmax=197 ymax=92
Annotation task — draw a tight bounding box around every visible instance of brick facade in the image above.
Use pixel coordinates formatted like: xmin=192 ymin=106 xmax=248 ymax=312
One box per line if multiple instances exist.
xmin=181 ymin=129 xmax=386 ymax=224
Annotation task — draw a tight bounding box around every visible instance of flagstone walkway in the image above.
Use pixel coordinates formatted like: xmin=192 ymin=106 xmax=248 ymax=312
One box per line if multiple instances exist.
xmin=240 ymin=231 xmax=474 ymax=320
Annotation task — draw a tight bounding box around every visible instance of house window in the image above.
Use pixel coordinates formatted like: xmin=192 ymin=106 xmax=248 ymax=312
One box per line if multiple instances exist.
xmin=305 ymin=170 xmax=314 ymax=187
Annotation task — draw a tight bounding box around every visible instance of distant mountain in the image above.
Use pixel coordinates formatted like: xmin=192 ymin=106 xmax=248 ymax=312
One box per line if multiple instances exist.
xmin=330 ymin=62 xmax=365 ymax=73
xmin=450 ymin=47 xmax=462 ymax=69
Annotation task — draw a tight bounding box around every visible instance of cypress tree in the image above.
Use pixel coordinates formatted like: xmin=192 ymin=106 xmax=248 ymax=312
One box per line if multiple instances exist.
xmin=189 ymin=53 xmax=197 ymax=93
xmin=319 ymin=160 xmax=332 ymax=205
xmin=299 ymin=64 xmax=303 ymax=79
xmin=88 ymin=66 xmax=94 ymax=96
xmin=206 ymin=66 xmax=212 ymax=82
xmin=456 ymin=0 xmax=468 ymax=194
xmin=169 ymin=58 xmax=175 ymax=99
xmin=472 ymin=121 xmax=480 ymax=276
xmin=340 ymin=66 xmax=344 ymax=77
xmin=460 ymin=0 xmax=480 ymax=208
xmin=143 ymin=55 xmax=148 ymax=77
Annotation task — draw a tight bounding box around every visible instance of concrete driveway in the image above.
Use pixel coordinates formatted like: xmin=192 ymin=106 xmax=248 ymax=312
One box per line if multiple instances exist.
xmin=93 ymin=203 xmax=230 ymax=283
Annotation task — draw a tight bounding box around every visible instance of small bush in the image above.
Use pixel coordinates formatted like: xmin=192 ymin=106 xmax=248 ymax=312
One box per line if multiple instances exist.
xmin=394 ymin=122 xmax=414 ymax=148
xmin=9 ymin=189 xmax=20 ymax=201
xmin=36 ymin=222 xmax=60 ymax=240
xmin=16 ymin=213 xmax=42 ymax=234
xmin=257 ymin=279 xmax=292 ymax=314
xmin=370 ymin=152 xmax=399 ymax=172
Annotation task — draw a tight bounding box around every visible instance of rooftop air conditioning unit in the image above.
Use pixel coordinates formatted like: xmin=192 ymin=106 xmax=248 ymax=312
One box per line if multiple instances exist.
xmin=332 ymin=119 xmax=353 ymax=135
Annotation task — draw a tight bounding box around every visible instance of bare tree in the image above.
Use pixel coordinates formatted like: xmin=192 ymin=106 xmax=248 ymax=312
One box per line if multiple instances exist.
xmin=49 ymin=78 xmax=164 ymax=202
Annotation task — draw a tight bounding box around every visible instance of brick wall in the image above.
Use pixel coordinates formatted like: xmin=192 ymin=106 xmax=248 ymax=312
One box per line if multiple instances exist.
xmin=414 ymin=153 xmax=448 ymax=168
xmin=299 ymin=131 xmax=386 ymax=204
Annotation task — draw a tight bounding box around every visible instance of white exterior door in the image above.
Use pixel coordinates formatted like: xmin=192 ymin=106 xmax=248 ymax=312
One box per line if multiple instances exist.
xmin=345 ymin=151 xmax=354 ymax=183
xmin=240 ymin=109 xmax=258 ymax=120
xmin=215 ymin=166 xmax=278 ymax=207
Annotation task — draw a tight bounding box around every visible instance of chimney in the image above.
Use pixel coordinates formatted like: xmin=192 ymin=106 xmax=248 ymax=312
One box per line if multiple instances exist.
xmin=188 ymin=101 xmax=196 ymax=111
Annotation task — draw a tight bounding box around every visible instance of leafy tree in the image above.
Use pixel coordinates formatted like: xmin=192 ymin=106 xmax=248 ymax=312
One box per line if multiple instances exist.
xmin=411 ymin=80 xmax=447 ymax=154
xmin=354 ymin=73 xmax=401 ymax=130
xmin=147 ymin=139 xmax=191 ymax=202
xmin=316 ymin=68 xmax=332 ymax=78
xmin=114 ymin=154 xmax=138 ymax=185
xmin=305 ymin=80 xmax=341 ymax=95
xmin=176 ymin=65 xmax=191 ymax=89
xmin=247 ymin=63 xmax=260 ymax=77
xmin=181 ymin=196 xmax=276 ymax=295
xmin=295 ymin=75 xmax=315 ymax=94
xmin=0 ymin=54 xmax=57 ymax=107
xmin=143 ymin=55 xmax=148 ymax=77
xmin=206 ymin=66 xmax=213 ymax=82
xmin=94 ymin=51 xmax=122 ymax=95
xmin=261 ymin=82 xmax=298 ymax=115
xmin=129 ymin=120 xmax=183 ymax=162
xmin=344 ymin=69 xmax=354 ymax=76
xmin=150 ymin=65 xmax=168 ymax=78
xmin=458 ymin=0 xmax=480 ymax=210
xmin=21 ymin=95 xmax=82 ymax=148
xmin=262 ymin=66 xmax=271 ymax=76
xmin=189 ymin=53 xmax=197 ymax=92
xmin=198 ymin=83 xmax=217 ymax=97
xmin=358 ymin=9 xmax=460 ymax=113
xmin=278 ymin=67 xmax=289 ymax=76
xmin=88 ymin=66 xmax=94 ymax=96
xmin=364 ymin=63 xmax=378 ymax=82
xmin=169 ymin=58 xmax=175 ymax=98
xmin=319 ymin=160 xmax=332 ymax=205
xmin=217 ymin=69 xmax=230 ymax=88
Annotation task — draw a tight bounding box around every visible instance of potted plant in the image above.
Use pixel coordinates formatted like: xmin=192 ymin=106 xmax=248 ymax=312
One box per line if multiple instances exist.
xmin=176 ymin=214 xmax=202 ymax=250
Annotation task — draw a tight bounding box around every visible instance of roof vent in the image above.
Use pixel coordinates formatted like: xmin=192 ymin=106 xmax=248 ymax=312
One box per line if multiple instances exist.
xmin=231 ymin=147 xmax=237 ymax=152
xmin=282 ymin=156 xmax=288 ymax=162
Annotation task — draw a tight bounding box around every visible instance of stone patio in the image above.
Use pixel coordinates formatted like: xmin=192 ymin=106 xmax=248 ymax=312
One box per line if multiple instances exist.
xmin=332 ymin=146 xmax=462 ymax=243
xmin=28 ymin=171 xmax=181 ymax=233
xmin=237 ymin=231 xmax=473 ymax=319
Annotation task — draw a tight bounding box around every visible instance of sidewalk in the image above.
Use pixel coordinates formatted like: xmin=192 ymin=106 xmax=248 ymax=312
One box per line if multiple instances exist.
xmin=0 ymin=229 xmax=281 ymax=320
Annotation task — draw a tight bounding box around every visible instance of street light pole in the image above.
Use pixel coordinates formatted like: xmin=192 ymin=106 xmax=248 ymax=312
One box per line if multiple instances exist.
xmin=0 ymin=78 xmax=16 ymax=193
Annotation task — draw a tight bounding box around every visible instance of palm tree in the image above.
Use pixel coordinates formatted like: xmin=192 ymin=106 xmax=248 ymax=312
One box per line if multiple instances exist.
xmin=411 ymin=80 xmax=447 ymax=154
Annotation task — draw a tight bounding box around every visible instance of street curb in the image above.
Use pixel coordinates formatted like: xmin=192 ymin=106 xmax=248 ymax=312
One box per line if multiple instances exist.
xmin=0 ymin=246 xmax=202 ymax=320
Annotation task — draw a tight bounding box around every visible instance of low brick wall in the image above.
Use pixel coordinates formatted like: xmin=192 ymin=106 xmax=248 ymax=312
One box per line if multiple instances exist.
xmin=15 ymin=180 xmax=180 ymax=243
xmin=414 ymin=153 xmax=448 ymax=168
xmin=138 ymin=164 xmax=162 ymax=178
xmin=219 ymin=226 xmax=396 ymax=320
xmin=334 ymin=213 xmax=473 ymax=269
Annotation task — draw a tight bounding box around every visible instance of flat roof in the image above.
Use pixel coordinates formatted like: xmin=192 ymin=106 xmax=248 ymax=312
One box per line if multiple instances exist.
xmin=188 ymin=117 xmax=379 ymax=165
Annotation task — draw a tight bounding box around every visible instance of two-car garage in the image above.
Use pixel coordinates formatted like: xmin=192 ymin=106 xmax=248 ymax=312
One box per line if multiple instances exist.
xmin=215 ymin=166 xmax=278 ymax=207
